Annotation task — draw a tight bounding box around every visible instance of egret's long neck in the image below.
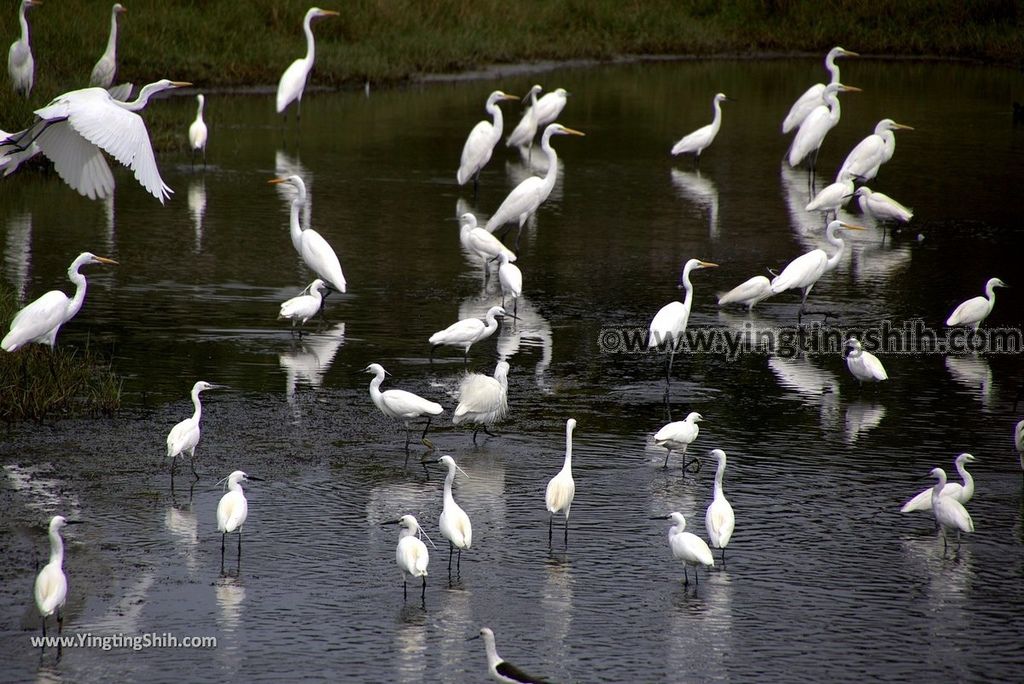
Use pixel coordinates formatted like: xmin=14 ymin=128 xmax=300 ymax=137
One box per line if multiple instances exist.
xmin=826 ymin=93 xmax=842 ymax=123
xmin=710 ymin=98 xmax=723 ymax=136
xmin=931 ymin=472 xmax=947 ymax=500
xmin=228 ymin=480 xmax=243 ymax=494
xmin=881 ymin=131 xmax=896 ymax=160
xmin=443 ymin=466 xmax=456 ymax=504
xmin=66 ymin=262 xmax=90 ymax=323
xmin=487 ymin=99 xmax=505 ymax=138
xmin=103 ymin=9 xmax=119 ymax=60
xmin=303 ymin=14 xmax=316 ymax=65
xmin=19 ymin=4 xmax=29 ymax=43
xmin=986 ymin=281 xmax=999 ymax=303
xmin=825 ymin=230 xmax=845 ymax=271
xmin=368 ymin=372 xmax=385 ymax=409
xmin=190 ymin=388 xmax=203 ymax=423
xmin=562 ymin=428 xmax=574 ymax=472
xmin=288 ymin=198 xmax=305 ymax=249
xmin=958 ymin=460 xmax=974 ymax=497
xmin=118 ymin=83 xmax=165 ymax=113
xmin=48 ymin=527 xmax=64 ymax=566
xmin=196 ymin=98 xmax=205 ymax=121
xmin=825 ymin=53 xmax=841 ymax=84
xmin=539 ymin=131 xmax=561 ymax=195
xmin=483 ymin=312 xmax=500 ymax=336
xmin=714 ymin=458 xmax=726 ymax=498
xmin=483 ymin=634 xmax=501 ymax=669
xmin=680 ymin=263 xmax=697 ymax=306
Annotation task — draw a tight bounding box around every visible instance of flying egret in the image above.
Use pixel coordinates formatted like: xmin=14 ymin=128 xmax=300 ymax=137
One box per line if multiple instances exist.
xmin=217 ymin=470 xmax=263 ymax=566
xmin=383 ymin=514 xmax=430 ymax=600
xmin=484 ymin=124 xmax=585 ymax=235
xmin=35 ymin=515 xmax=81 ymax=637
xmin=654 ymin=412 xmax=703 ymax=471
xmin=505 ymin=84 xmax=541 ymax=151
xmin=166 ymin=381 xmax=221 ymax=479
xmin=927 ymin=467 xmax=974 ymax=550
xmin=845 ymin=336 xmax=888 ymax=384
xmin=459 ymin=212 xmax=516 ymax=266
xmin=671 ymin=93 xmax=731 ymax=160
xmin=1 ymin=79 xmax=190 ymax=202
xmin=651 ymin=512 xmax=714 ymax=586
xmin=901 ymin=453 xmax=976 ymax=513
xmin=268 ymin=175 xmax=347 ymax=293
xmin=276 ymin=7 xmax=338 ymax=118
xmin=945 ymin=277 xmax=1007 ymax=330
xmin=457 ymin=90 xmax=519 ymax=192
xmin=89 ymin=3 xmax=127 ymax=88
xmin=717 ymin=275 xmax=773 ymax=311
xmin=836 ymin=119 xmax=914 ymax=183
xmin=472 ymin=627 xmax=550 ymax=684
xmin=805 ymin=178 xmax=855 ymax=221
xmin=2 ymin=252 xmax=117 ymax=352
xmin=0 ymin=127 xmax=39 ymax=176
xmin=188 ymin=94 xmax=207 ymax=168
xmin=782 ymin=47 xmax=859 ymax=133
xmin=452 ymin=361 xmax=510 ymax=442
xmin=648 ymin=258 xmax=718 ymax=381
xmin=364 ymin=363 xmax=444 ymax=452
xmin=497 ymin=253 xmax=523 ymax=315
xmin=769 ymin=220 xmax=865 ymax=322
xmin=788 ymin=83 xmax=860 ymax=172
xmin=1015 ymin=420 xmax=1024 ymax=472
xmin=278 ymin=278 xmax=327 ymax=335
xmin=429 ymin=306 xmax=510 ymax=364
xmin=854 ymin=186 xmax=912 ymax=224
xmin=705 ymin=449 xmax=734 ymax=564
xmin=8 ymin=0 xmax=40 ymax=97
xmin=545 ymin=418 xmax=577 ymax=544
xmin=433 ymin=455 xmax=472 ymax=573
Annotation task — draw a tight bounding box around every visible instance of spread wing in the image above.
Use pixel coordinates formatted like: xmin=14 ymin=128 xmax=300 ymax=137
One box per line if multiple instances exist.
xmin=36 ymin=122 xmax=116 ymax=200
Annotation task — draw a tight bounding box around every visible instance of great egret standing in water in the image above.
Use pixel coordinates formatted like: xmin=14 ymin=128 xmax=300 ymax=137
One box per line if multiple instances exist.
xmin=836 ymin=119 xmax=914 ymax=183
xmin=452 ymin=360 xmax=510 ymax=442
xmin=188 ymin=94 xmax=208 ymax=167
xmin=472 ymin=627 xmax=550 ymax=684
xmin=705 ymin=449 xmax=734 ymax=564
xmin=35 ymin=515 xmax=81 ymax=637
xmin=383 ymin=514 xmax=430 ymax=600
xmin=787 ymin=83 xmax=860 ymax=173
xmin=854 ymin=186 xmax=912 ymax=224
xmin=276 ymin=7 xmax=339 ymax=118
xmin=545 ymin=418 xmax=577 ymax=544
xmin=654 ymin=411 xmax=703 ymax=471
xmin=433 ymin=455 xmax=472 ymax=573
xmin=269 ymin=175 xmax=347 ymax=293
xmin=8 ymin=0 xmax=40 ymax=97
xmin=648 ymin=258 xmax=718 ymax=381
xmin=217 ymin=470 xmax=263 ymax=566
xmin=459 ymin=212 xmax=516 ymax=266
xmin=364 ymin=363 xmax=444 ymax=451
xmin=845 ymin=336 xmax=888 ymax=384
xmin=927 ymin=467 xmax=974 ymax=550
xmin=782 ymin=46 xmax=859 ymax=133
xmin=901 ymin=453 xmax=976 ymax=513
xmin=89 ymin=3 xmax=127 ymax=88
xmin=651 ymin=511 xmax=714 ymax=586
xmin=533 ymin=87 xmax=568 ymax=128
xmin=166 ymin=381 xmax=221 ymax=479
xmin=429 ymin=306 xmax=510 ymax=364
xmin=457 ymin=90 xmax=518 ymax=192
xmin=278 ymin=278 xmax=327 ymax=335
xmin=497 ymin=252 xmax=522 ymax=315
xmin=806 ymin=178 xmax=855 ymax=221
xmin=717 ymin=275 xmax=773 ymax=311
xmin=671 ymin=93 xmax=731 ymax=160
xmin=945 ymin=277 xmax=1007 ymax=330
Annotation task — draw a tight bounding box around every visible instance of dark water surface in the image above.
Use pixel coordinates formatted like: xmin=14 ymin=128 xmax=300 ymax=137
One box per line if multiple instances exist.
xmin=2 ymin=59 xmax=1023 ymax=682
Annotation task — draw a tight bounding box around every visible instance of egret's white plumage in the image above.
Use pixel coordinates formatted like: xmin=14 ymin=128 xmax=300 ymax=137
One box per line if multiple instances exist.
xmin=497 ymin=253 xmax=523 ymax=314
xmin=278 ymin=278 xmax=326 ymax=333
xmin=453 ymin=361 xmax=510 ymax=441
xmin=648 ymin=258 xmax=718 ymax=378
xmin=188 ymin=94 xmax=207 ymax=165
xmin=0 ymin=127 xmax=39 ymax=176
xmin=655 ymin=511 xmax=714 ymax=586
xmin=89 ymin=3 xmax=127 ymax=88
xmin=2 ymin=252 xmax=117 ymax=352
xmin=365 ymin=363 xmax=444 ymax=449
xmin=788 ymin=83 xmax=860 ymax=168
xmin=806 ymin=178 xmax=855 ymax=215
xmin=854 ymin=186 xmax=912 ymax=223
xmin=8 ymin=0 xmax=40 ymax=98
xmin=845 ymin=337 xmax=888 ymax=383
xmin=705 ymin=449 xmax=734 ymax=562
xmin=945 ymin=277 xmax=1007 ymax=330
xmin=505 ymin=84 xmax=542 ymax=150
xmin=717 ymin=275 xmax=773 ymax=311
xmin=545 ymin=418 xmax=577 ymax=543
xmin=770 ymin=220 xmax=864 ymax=319
xmin=782 ymin=47 xmax=858 ymax=134
xmin=671 ymin=93 xmax=730 ymax=158
xmin=654 ymin=411 xmax=703 ymax=470
xmin=836 ymin=119 xmax=913 ymax=183
xmin=459 ymin=213 xmax=516 ymax=264
xmin=217 ymin=470 xmax=261 ymax=563
xmin=457 ymin=90 xmax=518 ymax=186
xmin=435 ymin=455 xmax=472 ymax=571
xmin=532 ymin=88 xmax=568 ymax=128
xmin=388 ymin=514 xmax=429 ymax=599
xmin=166 ymin=381 xmax=219 ymax=478
xmin=475 ymin=627 xmax=549 ymax=684
xmin=429 ymin=306 xmax=508 ymax=362
xmin=901 ymin=453 xmax=976 ymax=513
xmin=928 ymin=467 xmax=974 ymax=550
xmin=269 ymin=175 xmax=347 ymax=293
xmin=35 ymin=515 xmax=76 ymax=636
xmin=276 ymin=7 xmax=338 ymax=115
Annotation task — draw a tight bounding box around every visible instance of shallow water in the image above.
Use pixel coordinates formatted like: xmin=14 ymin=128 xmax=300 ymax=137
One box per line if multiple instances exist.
xmin=2 ymin=58 xmax=1023 ymax=682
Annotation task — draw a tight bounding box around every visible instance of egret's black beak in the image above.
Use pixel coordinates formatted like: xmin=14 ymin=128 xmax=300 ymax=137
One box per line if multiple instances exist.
xmin=247 ymin=476 xmax=266 ymax=482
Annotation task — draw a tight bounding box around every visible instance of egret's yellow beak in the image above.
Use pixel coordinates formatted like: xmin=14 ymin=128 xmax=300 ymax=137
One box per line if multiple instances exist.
xmin=561 ymin=127 xmax=586 ymax=136
xmin=699 ymin=261 xmax=720 ymax=268
xmin=95 ymin=256 xmax=119 ymax=265
xmin=171 ymin=81 xmax=193 ymax=88
xmin=893 ymin=122 xmax=915 ymax=130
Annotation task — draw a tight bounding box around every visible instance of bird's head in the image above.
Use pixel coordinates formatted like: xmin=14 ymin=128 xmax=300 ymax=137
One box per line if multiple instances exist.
xmin=989 ymin=277 xmax=1009 ymax=290
xmin=49 ymin=515 xmax=81 ymax=531
xmin=309 ymin=278 xmax=327 ymax=294
xmin=853 ymin=186 xmax=872 ymax=198
xmin=489 ymin=90 xmax=519 ymax=105
xmin=956 ymin=453 xmax=977 ymax=465
xmin=827 ymin=220 xmax=866 ymax=236
xmin=24 ymin=0 xmax=42 ymax=9
xmin=845 ymin=336 xmax=862 ymax=351
xmin=113 ymin=3 xmax=127 ymax=14
xmin=686 ymin=411 xmax=704 ymax=423
xmin=309 ymin=7 xmax=340 ymax=20
xmin=877 ymin=119 xmax=914 ymax=133
xmin=459 ymin=212 xmax=478 ymax=229
xmin=544 ymin=123 xmax=585 ymax=139
xmin=715 ymin=93 xmax=734 ymax=103
xmin=363 ymin=363 xmax=390 ymax=377
xmin=194 ymin=380 xmax=222 ymax=393
xmin=831 ymin=46 xmax=859 ymax=58
xmin=269 ymin=174 xmax=307 ymax=202
xmin=710 ymin=448 xmax=727 ymax=462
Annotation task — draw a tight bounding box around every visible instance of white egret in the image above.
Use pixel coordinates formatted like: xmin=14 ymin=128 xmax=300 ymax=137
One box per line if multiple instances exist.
xmin=901 ymin=453 xmax=976 ymax=513
xmin=705 ymin=448 xmax=734 ymax=564
xmin=268 ymin=175 xmax=347 ymax=293
xmin=769 ymin=220 xmax=865 ymax=321
xmin=89 ymin=3 xmax=127 ymax=88
xmin=278 ymin=278 xmax=327 ymax=335
xmin=671 ymin=93 xmax=731 ymax=160
xmin=717 ymin=275 xmax=773 ymax=311
xmin=459 ymin=212 xmax=516 ymax=265
xmin=927 ymin=467 xmax=974 ymax=550
xmin=845 ymin=336 xmax=888 ymax=384
xmin=484 ymin=124 xmax=585 ymax=234
xmin=8 ymin=0 xmax=40 ymax=98
xmin=652 ymin=511 xmax=714 ymax=586
xmin=782 ymin=47 xmax=859 ymax=133
xmin=545 ymin=418 xmax=577 ymax=544
xmin=35 ymin=515 xmax=81 ymax=637
xmin=217 ymin=470 xmax=263 ymax=565
xmin=188 ymin=93 xmax=207 ymax=167
xmin=457 ymin=90 xmax=519 ymax=191
xmin=533 ymin=88 xmax=568 ymax=128
xmin=497 ymin=252 xmax=523 ymax=315
xmin=166 ymin=381 xmax=221 ymax=479
xmin=2 ymin=79 xmax=190 ymax=202
xmin=2 ymin=252 xmax=117 ymax=352
xmin=453 ymin=361 xmax=510 ymax=442
xmin=364 ymin=363 xmax=444 ymax=451
xmin=787 ymin=83 xmax=860 ymax=171
xmin=654 ymin=411 xmax=703 ymax=471
xmin=836 ymin=119 xmax=914 ymax=183
xmin=433 ymin=454 xmax=472 ymax=573
xmin=429 ymin=306 xmax=510 ymax=363
xmin=854 ymin=186 xmax=912 ymax=224
xmin=276 ymin=7 xmax=338 ymax=117
xmin=383 ymin=514 xmax=430 ymax=600
xmin=648 ymin=258 xmax=718 ymax=380
xmin=472 ymin=627 xmax=549 ymax=684
xmin=805 ymin=178 xmax=855 ymax=220
xmin=945 ymin=277 xmax=1007 ymax=330
xmin=505 ymin=84 xmax=541 ymax=151
xmin=1015 ymin=420 xmax=1024 ymax=471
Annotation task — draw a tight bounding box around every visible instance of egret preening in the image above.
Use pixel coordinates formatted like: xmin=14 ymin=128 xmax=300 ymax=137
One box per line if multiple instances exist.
xmin=671 ymin=93 xmax=731 ymax=161
xmin=484 ymin=124 xmax=585 ymax=235
xmin=1015 ymin=420 xmax=1024 ymax=472
xmin=651 ymin=512 xmax=714 ymax=586
xmin=901 ymin=453 xmax=976 ymax=513
xmin=545 ymin=418 xmax=577 ymax=544
xmin=769 ymin=220 xmax=865 ymax=322
xmin=472 ymin=627 xmax=550 ymax=684
xmin=166 ymin=381 xmax=221 ymax=480
xmin=654 ymin=412 xmax=703 ymax=471
xmin=648 ymin=258 xmax=718 ymax=381
xmin=452 ymin=361 xmax=510 ymax=442
xmin=787 ymin=83 xmax=860 ymax=173
xmin=806 ymin=178 xmax=855 ymax=221
xmin=429 ymin=306 xmax=510 ymax=364
xmin=705 ymin=449 xmax=734 ymax=564
xmin=782 ymin=47 xmax=859 ymax=134
xmin=845 ymin=336 xmax=888 ymax=384
xmin=717 ymin=275 xmax=773 ymax=311
xmin=945 ymin=277 xmax=1007 ymax=330
xmin=497 ymin=253 xmax=523 ymax=315
xmin=927 ymin=467 xmax=974 ymax=551
xmin=276 ymin=7 xmax=339 ymax=118
xmin=2 ymin=252 xmax=117 ymax=352
xmin=364 ymin=363 xmax=444 ymax=452
xmin=188 ymin=94 xmax=208 ymax=168
xmin=1 ymin=79 xmax=190 ymax=202
xmin=854 ymin=186 xmax=912 ymax=224
xmin=459 ymin=212 xmax=516 ymax=267
xmin=89 ymin=3 xmax=127 ymax=88
xmin=217 ymin=470 xmax=263 ymax=566
xmin=505 ymin=84 xmax=542 ymax=151
xmin=8 ymin=0 xmax=40 ymax=98
xmin=269 ymin=175 xmax=347 ymax=293
xmin=278 ymin=278 xmax=327 ymax=335
xmin=434 ymin=455 xmax=472 ymax=574
xmin=457 ymin=90 xmax=519 ymax=192
xmin=384 ymin=514 xmax=430 ymax=600
xmin=836 ymin=119 xmax=914 ymax=183
xmin=35 ymin=515 xmax=81 ymax=637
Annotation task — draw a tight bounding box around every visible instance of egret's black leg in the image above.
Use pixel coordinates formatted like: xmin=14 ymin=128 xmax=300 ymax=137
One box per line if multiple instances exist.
xmin=663 ymin=448 xmax=672 ymax=469
xmin=448 ymin=543 xmax=453 ymax=572
xmin=548 ymin=515 xmax=553 ymax=543
xmin=421 ymin=576 xmax=426 ymax=599
xmin=483 ymin=426 xmax=498 ymax=438
xmin=403 ymin=580 xmax=407 ymax=601
xmin=472 ymin=426 xmax=480 ymax=444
